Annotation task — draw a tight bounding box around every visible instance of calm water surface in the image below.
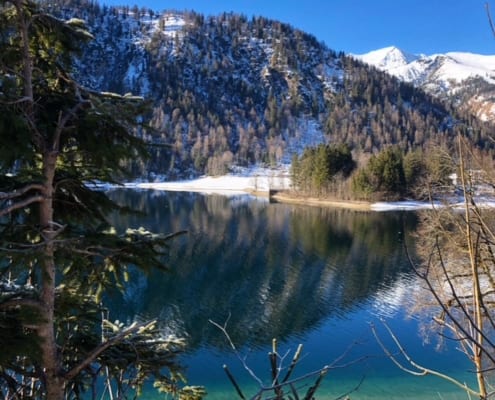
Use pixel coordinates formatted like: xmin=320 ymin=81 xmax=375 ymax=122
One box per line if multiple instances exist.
xmin=107 ymin=190 xmax=476 ymax=399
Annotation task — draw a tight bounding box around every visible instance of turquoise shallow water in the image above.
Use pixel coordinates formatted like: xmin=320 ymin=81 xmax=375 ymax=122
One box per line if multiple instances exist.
xmin=178 ymin=308 xmax=476 ymax=399
xmin=107 ymin=190 xmax=481 ymax=399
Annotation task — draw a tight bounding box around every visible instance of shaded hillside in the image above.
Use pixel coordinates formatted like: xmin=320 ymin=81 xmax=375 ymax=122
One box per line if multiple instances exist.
xmin=41 ymin=0 xmax=495 ymax=178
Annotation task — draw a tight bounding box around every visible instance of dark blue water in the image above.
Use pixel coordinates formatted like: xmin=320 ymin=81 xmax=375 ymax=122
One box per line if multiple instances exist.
xmin=107 ymin=190 xmax=477 ymax=399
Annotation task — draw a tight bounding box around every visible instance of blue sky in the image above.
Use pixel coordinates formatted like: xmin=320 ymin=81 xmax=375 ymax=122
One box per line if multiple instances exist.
xmin=100 ymin=0 xmax=494 ymax=55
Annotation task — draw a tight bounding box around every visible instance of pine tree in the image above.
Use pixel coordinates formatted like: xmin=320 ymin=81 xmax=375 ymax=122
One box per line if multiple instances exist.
xmin=290 ymin=144 xmax=356 ymax=196
xmin=351 ymin=146 xmax=407 ymax=200
xmin=0 ymin=1 xmax=202 ymax=398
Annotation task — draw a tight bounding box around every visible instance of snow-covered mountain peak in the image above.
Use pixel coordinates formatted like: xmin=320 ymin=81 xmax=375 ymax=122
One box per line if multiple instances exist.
xmin=355 ymin=46 xmax=495 ymax=122
xmin=355 ymin=46 xmax=419 ymax=70
xmin=355 ymin=46 xmax=495 ymax=86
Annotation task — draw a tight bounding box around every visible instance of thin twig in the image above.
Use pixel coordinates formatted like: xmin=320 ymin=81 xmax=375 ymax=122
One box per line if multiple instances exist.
xmin=209 ymin=318 xmax=264 ymax=387
xmin=371 ymin=321 xmax=481 ymax=397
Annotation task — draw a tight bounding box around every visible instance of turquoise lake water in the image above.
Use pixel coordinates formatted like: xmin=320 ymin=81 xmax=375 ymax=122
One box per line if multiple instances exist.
xmin=108 ymin=190 xmax=478 ymax=399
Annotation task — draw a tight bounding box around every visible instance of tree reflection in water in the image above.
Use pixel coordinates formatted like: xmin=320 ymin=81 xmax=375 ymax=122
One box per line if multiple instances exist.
xmin=105 ymin=190 xmax=418 ymax=352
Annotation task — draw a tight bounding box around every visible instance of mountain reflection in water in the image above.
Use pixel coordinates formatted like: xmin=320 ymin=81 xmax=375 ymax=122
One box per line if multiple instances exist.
xmin=106 ymin=190 xmax=417 ymax=351
xmin=104 ymin=190 xmax=480 ymax=399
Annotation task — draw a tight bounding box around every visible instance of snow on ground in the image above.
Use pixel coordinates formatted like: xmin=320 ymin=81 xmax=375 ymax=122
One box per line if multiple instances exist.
xmin=130 ymin=175 xmax=440 ymax=211
xmin=129 ymin=174 xmax=289 ymax=195
xmin=162 ymin=14 xmax=186 ymax=37
xmin=118 ymin=167 xmax=495 ymax=212
xmin=126 ymin=167 xmax=292 ymax=196
xmin=370 ymin=201 xmax=440 ymax=211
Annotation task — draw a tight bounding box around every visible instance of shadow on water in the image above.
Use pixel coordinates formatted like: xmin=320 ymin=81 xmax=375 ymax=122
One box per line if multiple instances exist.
xmin=106 ymin=190 xmax=418 ymax=352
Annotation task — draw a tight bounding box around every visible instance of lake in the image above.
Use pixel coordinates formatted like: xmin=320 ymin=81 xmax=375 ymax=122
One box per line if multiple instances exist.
xmin=107 ymin=189 xmax=476 ymax=399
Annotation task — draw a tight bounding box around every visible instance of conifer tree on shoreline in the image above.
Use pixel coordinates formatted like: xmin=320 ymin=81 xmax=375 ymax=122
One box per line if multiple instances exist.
xmin=0 ymin=1 xmax=203 ymax=398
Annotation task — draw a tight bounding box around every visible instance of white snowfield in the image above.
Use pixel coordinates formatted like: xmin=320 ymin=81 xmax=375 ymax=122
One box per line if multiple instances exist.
xmin=131 ymin=173 xmax=291 ymax=195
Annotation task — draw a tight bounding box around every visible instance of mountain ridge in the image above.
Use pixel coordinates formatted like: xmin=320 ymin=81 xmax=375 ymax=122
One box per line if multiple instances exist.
xmin=39 ymin=0 xmax=495 ymax=178
xmin=355 ymin=46 xmax=495 ymax=122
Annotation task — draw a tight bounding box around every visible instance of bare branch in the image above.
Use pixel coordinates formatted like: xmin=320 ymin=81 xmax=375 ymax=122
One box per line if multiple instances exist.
xmin=210 ymin=319 xmax=364 ymax=400
xmin=223 ymin=365 xmax=246 ymax=400
xmin=0 ymin=96 xmax=32 ymax=105
xmin=209 ymin=317 xmax=264 ymax=387
xmin=51 ymin=99 xmax=90 ymax=152
xmin=371 ymin=321 xmax=482 ymax=398
xmin=281 ymin=343 xmax=302 ymax=383
xmin=405 ymin=235 xmax=495 ymax=366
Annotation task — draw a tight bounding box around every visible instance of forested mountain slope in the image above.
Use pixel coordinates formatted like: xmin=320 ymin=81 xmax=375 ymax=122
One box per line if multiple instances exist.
xmin=40 ymin=0 xmax=495 ymax=178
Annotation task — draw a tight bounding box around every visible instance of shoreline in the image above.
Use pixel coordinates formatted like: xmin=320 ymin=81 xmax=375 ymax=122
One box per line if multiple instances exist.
xmin=122 ymin=173 xmax=480 ymax=211
xmin=270 ymin=190 xmax=373 ymax=211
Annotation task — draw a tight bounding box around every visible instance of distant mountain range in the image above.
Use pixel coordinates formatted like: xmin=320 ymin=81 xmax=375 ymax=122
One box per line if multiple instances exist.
xmin=355 ymin=46 xmax=495 ymax=122
xmin=40 ymin=1 xmax=495 ymax=178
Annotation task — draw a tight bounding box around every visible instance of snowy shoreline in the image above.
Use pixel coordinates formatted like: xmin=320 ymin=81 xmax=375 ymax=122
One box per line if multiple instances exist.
xmin=118 ymin=173 xmax=442 ymax=212
xmin=113 ymin=170 xmax=495 ymax=212
xmin=128 ymin=173 xmax=290 ymax=195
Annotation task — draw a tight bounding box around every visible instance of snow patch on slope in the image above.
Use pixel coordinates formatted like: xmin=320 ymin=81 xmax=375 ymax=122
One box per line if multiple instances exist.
xmin=162 ymin=14 xmax=186 ymax=37
xmin=283 ymin=118 xmax=325 ymax=163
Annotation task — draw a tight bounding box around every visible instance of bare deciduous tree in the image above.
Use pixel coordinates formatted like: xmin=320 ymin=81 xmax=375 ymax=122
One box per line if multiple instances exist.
xmin=374 ymin=135 xmax=495 ymax=399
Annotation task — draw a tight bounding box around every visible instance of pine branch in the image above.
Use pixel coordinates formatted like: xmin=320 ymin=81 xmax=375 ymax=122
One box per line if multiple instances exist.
xmin=0 ymin=184 xmax=45 ymax=200
xmin=0 ymin=298 xmax=43 ymax=312
xmin=64 ymin=321 xmax=150 ymax=381
xmin=0 ymin=194 xmax=44 ymax=217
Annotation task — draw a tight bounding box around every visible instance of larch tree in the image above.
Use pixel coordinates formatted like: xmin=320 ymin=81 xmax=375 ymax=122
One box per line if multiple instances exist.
xmin=0 ymin=1 xmax=202 ymax=399
xmin=412 ymin=137 xmax=495 ymax=399
xmin=373 ymin=136 xmax=495 ymax=399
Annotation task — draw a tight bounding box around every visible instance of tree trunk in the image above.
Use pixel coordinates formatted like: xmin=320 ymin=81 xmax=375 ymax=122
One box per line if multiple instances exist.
xmin=15 ymin=2 xmax=66 ymax=397
xmin=38 ymin=150 xmax=65 ymax=400
xmin=459 ymin=136 xmax=487 ymax=399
